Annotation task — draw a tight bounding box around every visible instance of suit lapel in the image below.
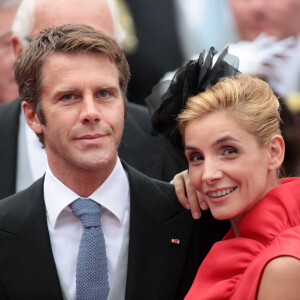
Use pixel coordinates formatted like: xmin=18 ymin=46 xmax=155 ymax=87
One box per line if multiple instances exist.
xmin=0 ymin=177 xmax=64 ymax=299
xmin=123 ymin=162 xmax=195 ymax=300
xmin=0 ymin=98 xmax=21 ymax=199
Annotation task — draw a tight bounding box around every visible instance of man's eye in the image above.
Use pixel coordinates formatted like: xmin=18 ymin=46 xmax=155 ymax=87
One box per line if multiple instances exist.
xmin=98 ymin=91 xmax=111 ymax=98
xmin=61 ymin=94 xmax=75 ymax=101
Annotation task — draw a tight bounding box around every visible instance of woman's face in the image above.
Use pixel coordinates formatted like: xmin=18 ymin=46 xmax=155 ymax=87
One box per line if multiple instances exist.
xmin=184 ymin=111 xmax=278 ymax=221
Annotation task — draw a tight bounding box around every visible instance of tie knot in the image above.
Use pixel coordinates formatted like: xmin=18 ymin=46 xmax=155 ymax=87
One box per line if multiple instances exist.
xmin=70 ymin=198 xmax=101 ymax=228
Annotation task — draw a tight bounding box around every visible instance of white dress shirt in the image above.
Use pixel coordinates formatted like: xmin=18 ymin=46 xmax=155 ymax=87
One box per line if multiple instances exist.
xmin=44 ymin=158 xmax=130 ymax=300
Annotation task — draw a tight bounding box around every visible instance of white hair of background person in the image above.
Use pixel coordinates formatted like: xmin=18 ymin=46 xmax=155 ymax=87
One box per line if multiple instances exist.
xmin=11 ymin=0 xmax=126 ymax=46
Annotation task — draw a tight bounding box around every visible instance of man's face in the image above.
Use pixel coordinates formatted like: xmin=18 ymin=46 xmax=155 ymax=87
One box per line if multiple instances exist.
xmin=31 ymin=0 xmax=114 ymax=38
xmin=264 ymin=0 xmax=300 ymax=39
xmin=27 ymin=52 xmax=124 ymax=177
xmin=0 ymin=6 xmax=18 ymax=103
xmin=230 ymin=0 xmax=270 ymax=41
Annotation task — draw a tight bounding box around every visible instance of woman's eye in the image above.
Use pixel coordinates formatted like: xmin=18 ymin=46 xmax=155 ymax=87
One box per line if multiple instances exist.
xmin=189 ymin=153 xmax=203 ymax=162
xmin=224 ymin=147 xmax=238 ymax=156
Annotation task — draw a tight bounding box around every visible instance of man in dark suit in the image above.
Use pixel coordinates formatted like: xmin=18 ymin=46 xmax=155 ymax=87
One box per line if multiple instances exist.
xmin=0 ymin=24 xmax=227 ymax=299
xmin=123 ymin=0 xmax=184 ymax=105
xmin=0 ymin=0 xmax=185 ymax=200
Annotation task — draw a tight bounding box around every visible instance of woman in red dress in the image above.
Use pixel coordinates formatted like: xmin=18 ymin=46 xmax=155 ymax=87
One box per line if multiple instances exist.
xmin=147 ymin=48 xmax=300 ymax=299
xmin=178 ymin=74 xmax=300 ymax=299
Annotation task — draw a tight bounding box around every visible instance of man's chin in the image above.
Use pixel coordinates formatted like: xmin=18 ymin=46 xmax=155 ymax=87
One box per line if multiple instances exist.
xmin=75 ymin=155 xmax=117 ymax=171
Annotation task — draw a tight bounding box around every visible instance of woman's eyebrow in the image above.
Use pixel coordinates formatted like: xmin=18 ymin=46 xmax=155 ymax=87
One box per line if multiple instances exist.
xmin=213 ymin=135 xmax=240 ymax=146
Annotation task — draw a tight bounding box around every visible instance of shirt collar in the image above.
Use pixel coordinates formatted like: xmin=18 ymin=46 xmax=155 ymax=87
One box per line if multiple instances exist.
xmin=44 ymin=158 xmax=129 ymax=228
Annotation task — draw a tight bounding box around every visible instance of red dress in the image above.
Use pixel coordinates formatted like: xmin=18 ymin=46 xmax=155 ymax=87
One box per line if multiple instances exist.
xmin=185 ymin=177 xmax=300 ymax=300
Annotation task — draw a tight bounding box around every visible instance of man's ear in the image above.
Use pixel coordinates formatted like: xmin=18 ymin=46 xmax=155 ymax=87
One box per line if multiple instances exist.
xmin=267 ymin=135 xmax=285 ymax=170
xmin=22 ymin=101 xmax=43 ymax=135
xmin=11 ymin=34 xmax=23 ymax=57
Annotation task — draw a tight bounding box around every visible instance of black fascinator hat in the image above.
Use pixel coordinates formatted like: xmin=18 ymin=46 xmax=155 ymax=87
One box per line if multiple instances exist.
xmin=145 ymin=47 xmax=240 ymax=153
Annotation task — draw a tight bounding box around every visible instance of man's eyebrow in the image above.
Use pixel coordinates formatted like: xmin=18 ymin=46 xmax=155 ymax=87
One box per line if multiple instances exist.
xmin=54 ymin=87 xmax=78 ymax=94
xmin=50 ymin=88 xmax=79 ymax=98
xmin=51 ymin=84 xmax=120 ymax=96
xmin=57 ymin=87 xmax=78 ymax=92
xmin=97 ymin=84 xmax=119 ymax=90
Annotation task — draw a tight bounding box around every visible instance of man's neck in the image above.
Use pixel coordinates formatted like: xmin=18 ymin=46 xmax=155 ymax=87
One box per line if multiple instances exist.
xmin=47 ymin=157 xmax=118 ymax=197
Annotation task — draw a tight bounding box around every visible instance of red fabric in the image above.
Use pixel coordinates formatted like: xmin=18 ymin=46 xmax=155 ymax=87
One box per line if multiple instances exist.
xmin=185 ymin=177 xmax=300 ymax=300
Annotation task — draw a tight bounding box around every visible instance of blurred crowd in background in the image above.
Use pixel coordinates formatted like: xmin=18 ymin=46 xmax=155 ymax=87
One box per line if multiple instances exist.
xmin=1 ymin=0 xmax=300 ymax=176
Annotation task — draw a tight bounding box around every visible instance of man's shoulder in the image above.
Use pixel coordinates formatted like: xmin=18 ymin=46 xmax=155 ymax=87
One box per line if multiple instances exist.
xmin=127 ymin=102 xmax=149 ymax=115
xmin=126 ymin=102 xmax=152 ymax=133
xmin=0 ymin=99 xmax=21 ymax=199
xmin=0 ymin=98 xmax=21 ymax=115
xmin=0 ymin=176 xmax=44 ymax=207
xmin=0 ymin=177 xmax=45 ymax=234
xmin=0 ymin=98 xmax=21 ymax=128
xmin=123 ymin=160 xmax=176 ymax=196
xmin=122 ymin=160 xmax=185 ymax=217
xmin=122 ymin=103 xmax=187 ymax=181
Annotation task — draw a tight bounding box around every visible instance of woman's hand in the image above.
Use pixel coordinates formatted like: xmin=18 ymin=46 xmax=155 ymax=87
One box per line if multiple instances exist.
xmin=171 ymin=170 xmax=209 ymax=219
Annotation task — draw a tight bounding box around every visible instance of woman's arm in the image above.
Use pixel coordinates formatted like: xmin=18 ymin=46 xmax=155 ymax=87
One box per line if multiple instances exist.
xmin=257 ymin=256 xmax=300 ymax=300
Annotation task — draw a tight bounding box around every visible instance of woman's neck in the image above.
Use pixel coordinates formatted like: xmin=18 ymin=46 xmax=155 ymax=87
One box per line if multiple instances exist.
xmin=230 ymin=175 xmax=281 ymax=237
xmin=230 ymin=217 xmax=242 ymax=237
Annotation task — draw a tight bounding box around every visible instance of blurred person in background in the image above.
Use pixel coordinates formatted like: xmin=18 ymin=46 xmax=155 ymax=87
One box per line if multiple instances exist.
xmin=122 ymin=0 xmax=184 ymax=105
xmin=228 ymin=0 xmax=300 ymax=99
xmin=228 ymin=0 xmax=269 ymax=41
xmin=264 ymin=0 xmax=300 ymax=121
xmin=161 ymin=0 xmax=270 ymax=79
xmin=123 ymin=0 xmax=235 ymax=105
xmin=0 ymin=0 xmax=20 ymax=103
xmin=265 ymin=0 xmax=300 ymax=40
xmin=228 ymin=0 xmax=300 ymax=175
xmin=161 ymin=0 xmax=300 ymax=99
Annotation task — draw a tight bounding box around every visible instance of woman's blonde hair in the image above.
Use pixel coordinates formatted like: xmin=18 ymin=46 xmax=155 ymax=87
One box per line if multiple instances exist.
xmin=178 ymin=75 xmax=281 ymax=146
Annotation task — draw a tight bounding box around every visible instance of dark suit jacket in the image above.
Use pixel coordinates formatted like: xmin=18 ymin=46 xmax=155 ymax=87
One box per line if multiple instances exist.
xmin=0 ymin=162 xmax=228 ymax=300
xmin=0 ymin=99 xmax=187 ymax=200
xmin=124 ymin=0 xmax=183 ymax=105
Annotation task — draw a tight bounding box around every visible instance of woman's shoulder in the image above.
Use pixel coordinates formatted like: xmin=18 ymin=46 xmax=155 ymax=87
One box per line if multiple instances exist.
xmin=257 ymin=256 xmax=300 ymax=300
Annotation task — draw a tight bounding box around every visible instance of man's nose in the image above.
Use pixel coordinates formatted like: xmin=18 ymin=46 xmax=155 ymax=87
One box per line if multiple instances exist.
xmin=80 ymin=96 xmax=101 ymax=124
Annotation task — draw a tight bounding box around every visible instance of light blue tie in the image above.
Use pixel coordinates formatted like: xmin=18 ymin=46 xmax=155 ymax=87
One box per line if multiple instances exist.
xmin=70 ymin=198 xmax=109 ymax=300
